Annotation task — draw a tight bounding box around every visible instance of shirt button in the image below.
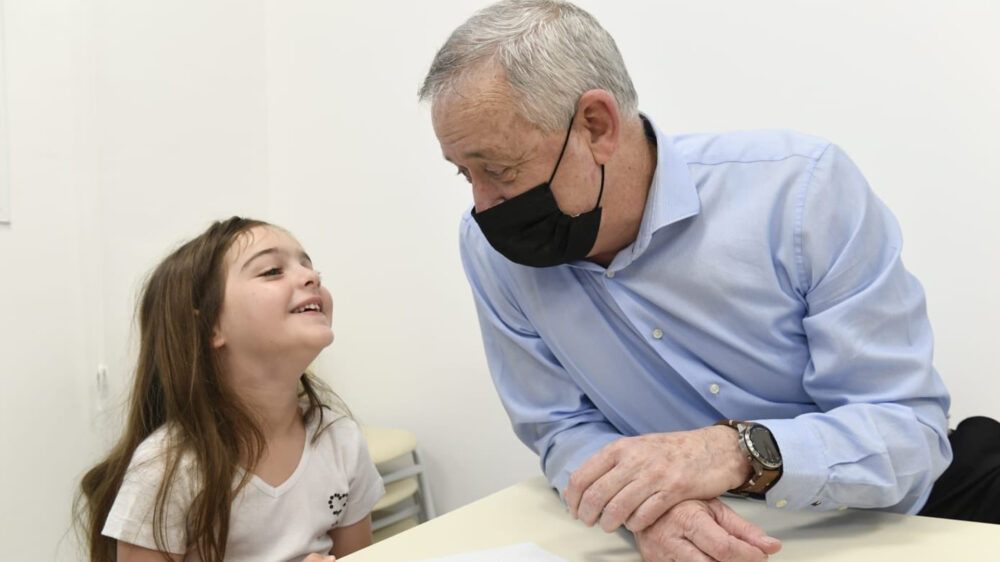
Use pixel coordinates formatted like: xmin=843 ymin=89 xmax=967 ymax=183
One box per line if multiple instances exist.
xmin=775 ymin=499 xmax=788 ymax=508
xmin=838 ymin=505 xmax=849 ymax=511
xmin=651 ymin=328 xmax=663 ymax=339
xmin=709 ymin=383 xmax=720 ymax=395
xmin=605 ymin=271 xmax=615 ymax=278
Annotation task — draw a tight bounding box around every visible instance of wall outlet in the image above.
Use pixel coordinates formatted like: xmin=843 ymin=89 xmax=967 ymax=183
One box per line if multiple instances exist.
xmin=96 ymin=364 xmax=109 ymax=413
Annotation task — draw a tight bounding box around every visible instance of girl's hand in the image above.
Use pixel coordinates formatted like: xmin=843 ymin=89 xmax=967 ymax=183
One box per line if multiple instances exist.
xmin=301 ymin=555 xmax=336 ymax=562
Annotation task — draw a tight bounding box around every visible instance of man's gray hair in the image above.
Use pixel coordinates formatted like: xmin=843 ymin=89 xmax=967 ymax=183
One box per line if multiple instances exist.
xmin=418 ymin=0 xmax=638 ymax=132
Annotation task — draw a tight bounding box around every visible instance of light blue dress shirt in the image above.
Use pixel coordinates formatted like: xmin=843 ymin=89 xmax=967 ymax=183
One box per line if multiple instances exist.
xmin=459 ymin=115 xmax=952 ymax=514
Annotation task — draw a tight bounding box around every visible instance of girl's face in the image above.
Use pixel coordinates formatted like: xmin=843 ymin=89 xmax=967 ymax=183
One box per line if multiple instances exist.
xmin=212 ymin=226 xmax=334 ymax=364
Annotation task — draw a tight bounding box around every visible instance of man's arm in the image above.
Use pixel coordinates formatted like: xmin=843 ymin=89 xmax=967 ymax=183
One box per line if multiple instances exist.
xmin=459 ymin=214 xmax=623 ymax=493
xmin=462 ymin=211 xmax=782 ymax=561
xmin=565 ymin=142 xmax=951 ymax=545
xmin=754 ymin=142 xmax=952 ymax=513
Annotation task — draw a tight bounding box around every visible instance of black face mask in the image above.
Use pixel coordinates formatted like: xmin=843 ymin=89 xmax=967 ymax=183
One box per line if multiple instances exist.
xmin=471 ymin=120 xmax=605 ymax=268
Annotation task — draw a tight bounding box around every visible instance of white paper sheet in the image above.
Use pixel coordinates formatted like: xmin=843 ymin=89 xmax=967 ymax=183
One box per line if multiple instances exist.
xmin=411 ymin=542 xmax=568 ymax=562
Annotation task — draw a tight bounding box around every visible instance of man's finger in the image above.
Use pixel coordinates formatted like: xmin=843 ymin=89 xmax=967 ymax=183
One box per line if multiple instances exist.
xmin=575 ymin=464 xmax=633 ymax=526
xmin=596 ymin=479 xmax=653 ymax=532
xmin=709 ymin=500 xmax=782 ymax=555
xmin=564 ymin=442 xmax=620 ymax=517
xmin=624 ymin=489 xmax=679 ymax=533
xmin=684 ymin=508 xmax=768 ymax=562
xmin=657 ymin=539 xmax=715 ymax=562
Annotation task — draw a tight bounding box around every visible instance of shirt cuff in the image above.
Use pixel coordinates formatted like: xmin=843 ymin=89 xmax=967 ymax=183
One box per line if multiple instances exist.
xmin=547 ymin=431 xmax=624 ymax=496
xmin=755 ymin=417 xmax=831 ymax=510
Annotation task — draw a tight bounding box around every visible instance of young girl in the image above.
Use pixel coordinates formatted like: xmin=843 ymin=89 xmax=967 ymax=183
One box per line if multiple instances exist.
xmin=77 ymin=217 xmax=384 ymax=561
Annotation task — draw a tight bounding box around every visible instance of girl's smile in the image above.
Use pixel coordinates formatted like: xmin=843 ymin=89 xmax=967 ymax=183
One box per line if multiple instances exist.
xmin=213 ymin=225 xmax=335 ymax=359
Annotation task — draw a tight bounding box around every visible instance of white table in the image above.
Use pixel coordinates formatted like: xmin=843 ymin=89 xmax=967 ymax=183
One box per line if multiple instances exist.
xmin=344 ymin=476 xmax=1000 ymax=561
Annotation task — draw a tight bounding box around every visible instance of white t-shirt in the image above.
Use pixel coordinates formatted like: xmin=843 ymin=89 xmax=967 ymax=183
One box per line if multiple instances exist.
xmin=102 ymin=408 xmax=384 ymax=561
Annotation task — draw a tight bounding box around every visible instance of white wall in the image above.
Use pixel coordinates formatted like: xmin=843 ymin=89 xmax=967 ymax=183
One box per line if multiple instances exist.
xmin=262 ymin=0 xmax=541 ymax=517
xmin=0 ymin=1 xmax=101 ymax=558
xmin=0 ymin=1 xmax=997 ymax=559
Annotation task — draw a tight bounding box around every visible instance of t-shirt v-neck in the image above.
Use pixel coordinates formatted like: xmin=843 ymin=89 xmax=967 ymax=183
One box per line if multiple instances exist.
xmin=243 ymin=420 xmax=315 ymax=498
xmin=103 ymin=409 xmax=386 ymax=560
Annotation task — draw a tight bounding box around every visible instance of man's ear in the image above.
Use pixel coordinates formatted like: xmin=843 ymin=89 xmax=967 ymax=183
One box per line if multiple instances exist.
xmin=576 ymin=89 xmax=620 ymax=165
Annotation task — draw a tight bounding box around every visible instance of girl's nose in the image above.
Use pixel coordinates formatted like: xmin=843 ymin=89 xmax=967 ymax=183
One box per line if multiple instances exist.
xmin=302 ymin=267 xmax=321 ymax=287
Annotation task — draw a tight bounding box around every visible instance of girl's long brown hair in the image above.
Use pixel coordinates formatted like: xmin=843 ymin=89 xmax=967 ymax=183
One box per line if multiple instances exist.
xmin=76 ymin=217 xmax=335 ymax=561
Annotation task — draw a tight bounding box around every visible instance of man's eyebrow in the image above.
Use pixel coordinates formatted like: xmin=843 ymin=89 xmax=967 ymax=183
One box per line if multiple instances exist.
xmin=444 ymin=149 xmax=519 ymax=164
xmin=240 ymin=248 xmax=312 ymax=271
xmin=465 ymin=149 xmax=497 ymax=159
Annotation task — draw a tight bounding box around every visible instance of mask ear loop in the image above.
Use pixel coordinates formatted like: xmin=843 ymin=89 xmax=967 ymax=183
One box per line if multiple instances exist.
xmin=547 ymin=118 xmax=576 ymax=185
xmin=593 ymin=165 xmax=605 ymax=210
xmin=550 ymin=115 xmax=605 ymax=212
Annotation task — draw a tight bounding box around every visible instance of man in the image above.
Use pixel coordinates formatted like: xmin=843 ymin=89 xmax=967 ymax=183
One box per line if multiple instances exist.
xmin=419 ymin=1 xmax=991 ymax=560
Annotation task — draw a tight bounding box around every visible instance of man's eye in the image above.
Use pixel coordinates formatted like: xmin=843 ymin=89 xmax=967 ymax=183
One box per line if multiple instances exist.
xmin=486 ymin=166 xmax=515 ymax=182
xmin=455 ymin=168 xmax=471 ymax=183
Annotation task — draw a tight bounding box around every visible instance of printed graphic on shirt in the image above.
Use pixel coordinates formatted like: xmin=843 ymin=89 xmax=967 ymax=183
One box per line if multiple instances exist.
xmin=327 ymin=492 xmax=348 ymax=525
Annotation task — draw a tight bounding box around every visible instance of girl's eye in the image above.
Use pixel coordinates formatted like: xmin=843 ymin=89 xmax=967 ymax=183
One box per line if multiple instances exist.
xmin=262 ymin=267 xmax=283 ymax=277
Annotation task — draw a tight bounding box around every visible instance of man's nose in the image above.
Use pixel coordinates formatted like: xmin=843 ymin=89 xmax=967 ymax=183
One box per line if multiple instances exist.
xmin=472 ymin=179 xmax=504 ymax=213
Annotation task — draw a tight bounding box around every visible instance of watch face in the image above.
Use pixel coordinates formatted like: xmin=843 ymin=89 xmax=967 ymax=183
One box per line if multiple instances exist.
xmin=747 ymin=425 xmax=782 ymax=469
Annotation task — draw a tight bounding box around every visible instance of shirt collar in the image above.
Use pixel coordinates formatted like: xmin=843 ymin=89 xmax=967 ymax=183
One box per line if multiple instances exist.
xmin=604 ymin=113 xmax=701 ymax=270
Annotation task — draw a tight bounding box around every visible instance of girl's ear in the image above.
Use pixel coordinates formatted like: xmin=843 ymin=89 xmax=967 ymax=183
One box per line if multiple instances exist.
xmin=211 ymin=328 xmax=226 ymax=349
xmin=196 ymin=309 xmax=226 ymax=349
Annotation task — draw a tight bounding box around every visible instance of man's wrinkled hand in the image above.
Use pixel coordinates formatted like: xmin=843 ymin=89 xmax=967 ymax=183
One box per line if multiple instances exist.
xmin=565 ymin=427 xmax=749 ymax=532
xmin=636 ymin=498 xmax=781 ymax=562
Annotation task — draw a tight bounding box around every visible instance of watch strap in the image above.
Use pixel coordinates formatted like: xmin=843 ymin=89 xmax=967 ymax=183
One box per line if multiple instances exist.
xmin=715 ymin=419 xmax=782 ymax=496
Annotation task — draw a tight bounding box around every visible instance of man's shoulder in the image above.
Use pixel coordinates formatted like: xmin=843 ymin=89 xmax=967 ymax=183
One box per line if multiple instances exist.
xmin=670 ymin=129 xmax=832 ymax=168
xmin=458 ymin=209 xmax=556 ymax=317
xmin=459 ymin=208 xmax=478 ymax=238
xmin=459 ymin=209 xmax=508 ymax=274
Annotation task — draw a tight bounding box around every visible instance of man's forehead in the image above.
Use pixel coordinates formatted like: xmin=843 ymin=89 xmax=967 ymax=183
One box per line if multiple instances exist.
xmin=432 ymin=86 xmax=514 ymax=130
xmin=439 ymin=130 xmax=525 ymax=165
xmin=440 ymin=132 xmax=520 ymax=162
xmin=433 ymin=95 xmax=537 ymax=163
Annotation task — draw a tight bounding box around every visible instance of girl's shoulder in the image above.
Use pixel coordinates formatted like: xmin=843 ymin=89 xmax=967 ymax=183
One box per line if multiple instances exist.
xmin=130 ymin=424 xmax=176 ymax=464
xmin=119 ymin=424 xmax=200 ymax=499
xmin=310 ymin=406 xmax=360 ymax=438
xmin=308 ymin=407 xmax=370 ymax=459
